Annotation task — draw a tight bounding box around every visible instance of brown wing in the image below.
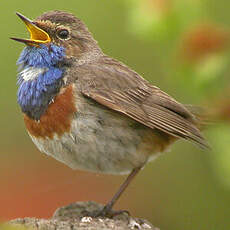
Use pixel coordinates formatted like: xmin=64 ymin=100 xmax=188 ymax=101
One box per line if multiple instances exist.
xmin=77 ymin=56 xmax=209 ymax=149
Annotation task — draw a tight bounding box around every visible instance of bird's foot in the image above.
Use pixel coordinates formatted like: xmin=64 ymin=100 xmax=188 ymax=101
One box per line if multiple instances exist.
xmin=81 ymin=204 xmax=130 ymax=219
xmin=97 ymin=205 xmax=130 ymax=218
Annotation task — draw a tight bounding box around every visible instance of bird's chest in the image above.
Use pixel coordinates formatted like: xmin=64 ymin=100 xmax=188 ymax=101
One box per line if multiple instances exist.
xmin=24 ymin=84 xmax=77 ymax=139
xmin=24 ymin=86 xmax=175 ymax=174
xmin=26 ymin=94 xmax=163 ymax=174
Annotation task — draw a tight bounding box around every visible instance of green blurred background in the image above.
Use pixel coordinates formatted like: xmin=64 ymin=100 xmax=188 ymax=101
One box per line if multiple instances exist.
xmin=1 ymin=0 xmax=230 ymax=229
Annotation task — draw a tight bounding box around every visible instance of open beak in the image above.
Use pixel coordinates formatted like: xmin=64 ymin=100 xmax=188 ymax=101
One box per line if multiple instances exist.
xmin=11 ymin=12 xmax=51 ymax=46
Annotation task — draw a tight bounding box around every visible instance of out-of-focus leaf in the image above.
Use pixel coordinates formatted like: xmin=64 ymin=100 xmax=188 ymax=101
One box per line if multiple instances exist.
xmin=207 ymin=123 xmax=230 ymax=189
xmin=0 ymin=224 xmax=28 ymax=230
xmin=125 ymin=0 xmax=206 ymax=42
xmin=195 ymin=55 xmax=228 ymax=84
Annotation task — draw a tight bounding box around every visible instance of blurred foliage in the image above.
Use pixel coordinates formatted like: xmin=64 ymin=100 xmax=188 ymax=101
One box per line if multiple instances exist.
xmin=126 ymin=0 xmax=230 ymax=100
xmin=1 ymin=0 xmax=230 ymax=230
xmin=125 ymin=0 xmax=230 ymax=188
xmin=208 ymin=123 xmax=230 ymax=187
xmin=0 ymin=225 xmax=28 ymax=230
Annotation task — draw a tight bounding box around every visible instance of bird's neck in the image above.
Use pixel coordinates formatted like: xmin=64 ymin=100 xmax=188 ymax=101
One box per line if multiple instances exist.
xmin=17 ymin=44 xmax=66 ymax=121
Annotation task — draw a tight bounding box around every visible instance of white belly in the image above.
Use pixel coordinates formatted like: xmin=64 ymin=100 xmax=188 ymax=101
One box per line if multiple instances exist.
xmin=28 ymin=95 xmax=161 ymax=175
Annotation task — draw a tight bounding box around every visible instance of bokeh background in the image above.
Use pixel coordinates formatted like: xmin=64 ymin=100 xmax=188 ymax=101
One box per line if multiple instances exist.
xmin=1 ymin=0 xmax=230 ymax=229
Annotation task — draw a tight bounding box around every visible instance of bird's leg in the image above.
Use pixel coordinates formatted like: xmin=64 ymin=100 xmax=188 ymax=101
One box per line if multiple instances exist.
xmin=98 ymin=166 xmax=143 ymax=217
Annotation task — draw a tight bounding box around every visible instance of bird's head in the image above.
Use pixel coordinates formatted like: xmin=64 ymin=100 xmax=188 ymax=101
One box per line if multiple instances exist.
xmin=12 ymin=11 xmax=102 ymax=120
xmin=11 ymin=11 xmax=101 ymax=63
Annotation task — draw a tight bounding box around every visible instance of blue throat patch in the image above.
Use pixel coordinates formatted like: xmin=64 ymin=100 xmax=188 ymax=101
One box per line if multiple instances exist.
xmin=17 ymin=44 xmax=66 ymax=120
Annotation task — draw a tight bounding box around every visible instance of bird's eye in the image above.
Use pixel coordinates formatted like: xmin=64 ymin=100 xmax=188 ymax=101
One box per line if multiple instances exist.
xmin=57 ymin=29 xmax=70 ymax=40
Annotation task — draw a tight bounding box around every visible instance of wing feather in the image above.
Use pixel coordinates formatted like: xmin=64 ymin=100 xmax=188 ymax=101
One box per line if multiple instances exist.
xmin=77 ymin=56 xmax=209 ymax=149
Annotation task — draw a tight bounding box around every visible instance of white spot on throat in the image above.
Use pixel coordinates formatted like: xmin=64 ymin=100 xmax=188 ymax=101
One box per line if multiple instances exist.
xmin=20 ymin=67 xmax=48 ymax=81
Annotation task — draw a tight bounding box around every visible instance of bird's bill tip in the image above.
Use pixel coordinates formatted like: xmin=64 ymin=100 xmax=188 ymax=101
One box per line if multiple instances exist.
xmin=12 ymin=12 xmax=51 ymax=46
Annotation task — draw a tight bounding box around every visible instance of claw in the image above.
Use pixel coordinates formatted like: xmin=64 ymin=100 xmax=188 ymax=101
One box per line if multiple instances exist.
xmin=81 ymin=206 xmax=130 ymax=219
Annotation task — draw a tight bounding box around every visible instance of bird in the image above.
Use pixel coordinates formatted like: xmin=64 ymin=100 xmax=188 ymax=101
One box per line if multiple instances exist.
xmin=11 ymin=11 xmax=209 ymax=217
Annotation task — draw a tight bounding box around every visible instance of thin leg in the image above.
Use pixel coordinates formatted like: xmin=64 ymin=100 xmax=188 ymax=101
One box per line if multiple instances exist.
xmin=100 ymin=166 xmax=142 ymax=216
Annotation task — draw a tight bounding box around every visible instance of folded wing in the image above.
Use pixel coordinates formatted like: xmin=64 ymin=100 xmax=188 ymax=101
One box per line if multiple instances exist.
xmin=78 ymin=57 xmax=209 ymax=149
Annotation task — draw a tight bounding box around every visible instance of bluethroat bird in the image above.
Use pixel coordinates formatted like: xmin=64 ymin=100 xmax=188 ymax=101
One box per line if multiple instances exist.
xmin=11 ymin=11 xmax=209 ymax=217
